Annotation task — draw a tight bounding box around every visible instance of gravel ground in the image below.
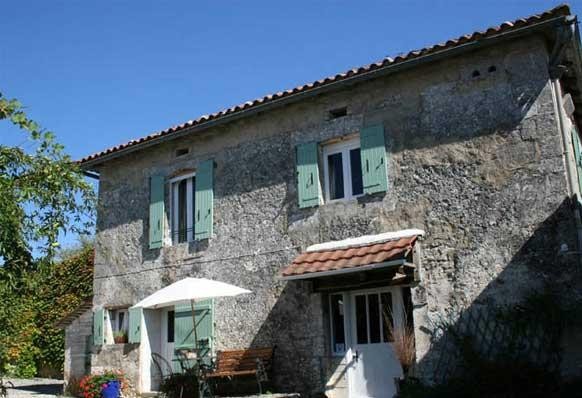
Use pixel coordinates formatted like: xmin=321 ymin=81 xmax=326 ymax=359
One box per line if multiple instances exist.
xmin=2 ymin=378 xmax=299 ymax=398
xmin=3 ymin=378 xmax=64 ymax=397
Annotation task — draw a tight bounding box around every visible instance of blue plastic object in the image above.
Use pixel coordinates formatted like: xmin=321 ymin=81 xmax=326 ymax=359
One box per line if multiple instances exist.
xmin=101 ymin=380 xmax=120 ymax=398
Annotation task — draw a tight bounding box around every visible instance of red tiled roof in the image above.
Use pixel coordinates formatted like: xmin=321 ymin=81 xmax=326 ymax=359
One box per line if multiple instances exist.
xmin=79 ymin=4 xmax=572 ymax=167
xmin=282 ymin=235 xmax=418 ymax=278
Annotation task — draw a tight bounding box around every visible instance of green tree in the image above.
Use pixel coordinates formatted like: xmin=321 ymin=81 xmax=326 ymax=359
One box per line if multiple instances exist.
xmin=0 ymin=91 xmax=95 ymax=273
xmin=0 ymin=92 xmax=96 ymax=376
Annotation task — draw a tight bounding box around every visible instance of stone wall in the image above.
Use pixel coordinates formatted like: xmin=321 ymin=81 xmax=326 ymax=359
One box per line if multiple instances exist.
xmin=90 ymin=344 xmax=140 ymax=390
xmin=64 ymin=310 xmax=92 ymax=382
xmin=92 ymin=34 xmax=581 ymax=394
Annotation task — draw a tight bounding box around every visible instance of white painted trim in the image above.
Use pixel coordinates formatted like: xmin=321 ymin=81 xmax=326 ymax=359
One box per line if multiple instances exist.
xmin=306 ymin=229 xmax=425 ymax=253
xmin=347 ymin=286 xmax=404 ymax=398
xmin=322 ymin=136 xmax=363 ymax=202
xmin=168 ymin=172 xmax=195 ymax=184
xmin=350 ymin=288 xmax=401 ymax=344
xmin=281 ymin=259 xmax=405 ymax=280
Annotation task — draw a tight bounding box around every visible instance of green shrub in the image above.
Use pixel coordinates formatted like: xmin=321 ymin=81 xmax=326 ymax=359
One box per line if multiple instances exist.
xmin=0 ymin=244 xmax=93 ymax=378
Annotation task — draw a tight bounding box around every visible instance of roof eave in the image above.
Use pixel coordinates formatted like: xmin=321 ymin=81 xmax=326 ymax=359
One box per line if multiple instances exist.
xmin=80 ymin=14 xmax=569 ymax=171
xmin=280 ymin=258 xmax=407 ymax=281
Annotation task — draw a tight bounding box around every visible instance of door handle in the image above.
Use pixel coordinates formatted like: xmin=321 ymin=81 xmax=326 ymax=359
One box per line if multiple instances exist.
xmin=352 ymin=350 xmax=359 ymax=362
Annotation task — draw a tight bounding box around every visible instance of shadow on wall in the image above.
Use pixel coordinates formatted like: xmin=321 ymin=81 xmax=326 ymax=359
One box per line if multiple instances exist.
xmin=233 ymin=72 xmax=555 ymax=395
xmin=244 ymin=281 xmax=326 ymax=396
xmin=413 ymin=197 xmax=582 ymax=386
xmin=239 ymin=198 xmax=582 ymax=397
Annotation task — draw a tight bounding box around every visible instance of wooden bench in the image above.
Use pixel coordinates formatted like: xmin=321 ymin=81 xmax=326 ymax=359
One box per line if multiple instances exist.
xmin=205 ymin=347 xmax=274 ymax=394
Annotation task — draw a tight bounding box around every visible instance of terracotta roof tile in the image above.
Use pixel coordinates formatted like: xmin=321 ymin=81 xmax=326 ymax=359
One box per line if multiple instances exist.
xmin=79 ymin=4 xmax=571 ymax=166
xmin=281 ymin=236 xmax=418 ymax=278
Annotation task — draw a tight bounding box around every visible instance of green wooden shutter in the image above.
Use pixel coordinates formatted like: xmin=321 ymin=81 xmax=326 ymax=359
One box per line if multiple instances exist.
xmin=195 ymin=160 xmax=214 ymax=240
xmin=93 ymin=308 xmax=104 ymax=346
xmin=572 ymin=127 xmax=582 ymax=195
xmin=296 ymin=142 xmax=321 ymax=208
xmin=128 ymin=307 xmax=142 ymax=344
xmin=360 ymin=124 xmax=388 ymax=194
xmin=173 ymin=300 xmax=214 ymax=372
xmin=149 ymin=175 xmax=165 ymax=249
xmin=193 ymin=299 xmax=213 ymax=365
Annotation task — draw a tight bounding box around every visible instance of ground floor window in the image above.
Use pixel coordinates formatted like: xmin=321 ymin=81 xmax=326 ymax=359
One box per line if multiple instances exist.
xmin=108 ymin=308 xmax=129 ymax=343
xmin=330 ymin=294 xmax=346 ymax=355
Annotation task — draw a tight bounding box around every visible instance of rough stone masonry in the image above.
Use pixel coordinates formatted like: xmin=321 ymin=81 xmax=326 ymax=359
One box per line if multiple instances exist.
xmin=88 ymin=32 xmax=582 ymax=395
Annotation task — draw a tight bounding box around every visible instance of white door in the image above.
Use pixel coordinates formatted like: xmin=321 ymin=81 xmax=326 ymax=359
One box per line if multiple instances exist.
xmin=161 ymin=309 xmax=175 ymax=375
xmin=348 ymin=288 xmax=403 ymax=398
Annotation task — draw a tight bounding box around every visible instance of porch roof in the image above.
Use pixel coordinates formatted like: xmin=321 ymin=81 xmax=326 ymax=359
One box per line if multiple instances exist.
xmin=54 ymin=298 xmax=93 ymax=329
xmin=281 ymin=230 xmax=423 ymax=280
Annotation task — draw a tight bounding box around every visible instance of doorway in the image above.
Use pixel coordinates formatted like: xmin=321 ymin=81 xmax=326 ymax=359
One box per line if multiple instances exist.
xmin=161 ymin=308 xmax=175 ymax=373
xmin=347 ymin=287 xmax=404 ymax=398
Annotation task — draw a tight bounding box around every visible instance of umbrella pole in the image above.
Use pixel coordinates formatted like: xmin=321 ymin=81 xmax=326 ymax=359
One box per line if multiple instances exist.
xmin=190 ymin=299 xmax=205 ymax=398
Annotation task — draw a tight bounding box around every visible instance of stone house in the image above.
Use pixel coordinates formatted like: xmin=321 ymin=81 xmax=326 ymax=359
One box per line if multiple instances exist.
xmin=74 ymin=4 xmax=582 ymax=397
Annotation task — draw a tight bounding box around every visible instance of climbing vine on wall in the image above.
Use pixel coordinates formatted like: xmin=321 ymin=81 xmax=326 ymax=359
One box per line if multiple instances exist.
xmin=0 ymin=245 xmax=93 ymax=377
xmin=0 ymin=91 xmax=95 ymax=377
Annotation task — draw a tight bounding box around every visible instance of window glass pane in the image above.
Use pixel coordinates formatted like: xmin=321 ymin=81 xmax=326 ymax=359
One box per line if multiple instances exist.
xmin=328 ymin=152 xmax=344 ymax=200
xmin=168 ymin=311 xmax=175 ymax=343
xmin=191 ymin=177 xmax=196 ymax=238
xmin=350 ymin=148 xmax=363 ymax=196
xmin=355 ymin=295 xmax=368 ymax=344
xmin=178 ymin=179 xmax=188 ymax=242
xmin=330 ymin=294 xmax=345 ymax=354
xmin=381 ymin=293 xmax=394 ymax=342
xmin=118 ymin=312 xmax=125 ymax=331
xmin=109 ymin=310 xmax=116 ymax=331
xmin=368 ymin=294 xmax=381 ymax=343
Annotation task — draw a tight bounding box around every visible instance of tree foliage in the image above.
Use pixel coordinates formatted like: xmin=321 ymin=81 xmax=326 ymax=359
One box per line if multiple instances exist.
xmin=0 ymin=243 xmax=94 ymax=377
xmin=36 ymin=243 xmax=94 ymax=377
xmin=0 ymin=92 xmax=95 ymax=277
xmin=0 ymin=92 xmax=96 ymax=376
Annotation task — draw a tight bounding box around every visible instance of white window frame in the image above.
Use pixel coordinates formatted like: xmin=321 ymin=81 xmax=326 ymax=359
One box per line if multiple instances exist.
xmin=111 ymin=308 xmax=129 ymax=333
xmin=352 ymin=289 xmax=397 ymax=345
xmin=329 ymin=293 xmax=348 ymax=356
xmin=322 ymin=137 xmax=363 ymax=202
xmin=170 ymin=173 xmax=195 ymax=244
xmin=106 ymin=307 xmax=129 ymax=344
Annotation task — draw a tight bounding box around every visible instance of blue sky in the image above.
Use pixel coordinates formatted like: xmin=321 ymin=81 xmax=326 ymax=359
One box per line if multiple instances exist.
xmin=1 ymin=0 xmax=580 ymax=249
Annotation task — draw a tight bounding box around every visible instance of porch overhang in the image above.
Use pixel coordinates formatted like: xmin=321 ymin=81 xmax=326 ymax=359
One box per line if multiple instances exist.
xmin=281 ymin=229 xmax=424 ymax=281
xmin=54 ymin=298 xmax=93 ymax=329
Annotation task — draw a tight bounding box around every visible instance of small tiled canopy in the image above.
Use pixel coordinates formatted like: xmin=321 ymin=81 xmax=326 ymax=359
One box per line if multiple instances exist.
xmin=281 ymin=231 xmax=422 ymax=280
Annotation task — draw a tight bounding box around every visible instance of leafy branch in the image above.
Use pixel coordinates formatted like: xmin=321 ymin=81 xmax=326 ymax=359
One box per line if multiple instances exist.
xmin=0 ymin=92 xmax=96 ymax=277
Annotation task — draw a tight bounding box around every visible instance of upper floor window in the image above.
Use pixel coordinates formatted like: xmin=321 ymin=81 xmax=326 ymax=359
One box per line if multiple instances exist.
xmin=171 ymin=173 xmax=196 ymax=243
xmin=323 ymin=137 xmax=364 ymax=201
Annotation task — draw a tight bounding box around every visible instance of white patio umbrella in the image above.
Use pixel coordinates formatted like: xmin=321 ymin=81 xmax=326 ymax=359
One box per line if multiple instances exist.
xmin=132 ymin=277 xmax=251 ymax=361
xmin=133 ymin=277 xmax=251 ymax=309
